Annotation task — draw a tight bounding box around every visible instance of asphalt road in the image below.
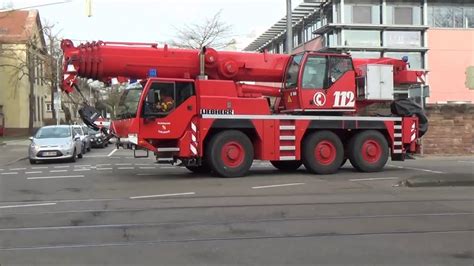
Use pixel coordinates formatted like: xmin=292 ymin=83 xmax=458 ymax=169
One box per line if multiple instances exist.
xmin=0 ymin=146 xmax=473 ymax=265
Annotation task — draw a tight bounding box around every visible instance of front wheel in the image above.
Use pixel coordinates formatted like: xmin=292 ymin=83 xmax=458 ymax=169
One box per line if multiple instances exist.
xmin=302 ymin=131 xmax=344 ymax=175
xmin=270 ymin=160 xmax=302 ymax=171
xmin=206 ymin=130 xmax=254 ymax=178
xmin=348 ymin=130 xmax=389 ymax=172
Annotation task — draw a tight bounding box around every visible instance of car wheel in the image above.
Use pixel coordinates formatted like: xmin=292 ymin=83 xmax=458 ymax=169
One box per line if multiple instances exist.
xmin=70 ymin=149 xmax=77 ymax=162
xmin=302 ymin=130 xmax=344 ymax=175
xmin=29 ymin=159 xmax=36 ymax=164
xmin=348 ymin=130 xmax=389 ymax=172
xmin=87 ymin=145 xmax=91 ymax=152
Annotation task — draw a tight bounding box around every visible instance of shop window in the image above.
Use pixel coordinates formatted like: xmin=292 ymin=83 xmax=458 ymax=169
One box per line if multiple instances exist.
xmin=353 ymin=6 xmax=372 ymax=24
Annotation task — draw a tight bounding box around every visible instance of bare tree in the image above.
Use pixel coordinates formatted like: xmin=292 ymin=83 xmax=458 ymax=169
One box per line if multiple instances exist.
xmin=170 ymin=10 xmax=235 ymax=50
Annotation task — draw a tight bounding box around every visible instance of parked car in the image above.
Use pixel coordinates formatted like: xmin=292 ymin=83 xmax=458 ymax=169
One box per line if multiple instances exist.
xmin=29 ymin=125 xmax=83 ymax=164
xmin=72 ymin=125 xmax=92 ymax=154
xmin=88 ymin=128 xmax=108 ymax=148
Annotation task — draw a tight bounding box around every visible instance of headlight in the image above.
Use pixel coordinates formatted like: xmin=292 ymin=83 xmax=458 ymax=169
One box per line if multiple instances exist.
xmin=31 ymin=143 xmax=40 ymax=150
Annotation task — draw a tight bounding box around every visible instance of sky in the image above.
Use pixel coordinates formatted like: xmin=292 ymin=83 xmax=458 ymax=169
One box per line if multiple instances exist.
xmin=1 ymin=0 xmax=305 ymax=50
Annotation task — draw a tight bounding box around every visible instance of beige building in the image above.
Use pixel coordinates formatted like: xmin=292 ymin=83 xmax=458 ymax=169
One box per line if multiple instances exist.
xmin=0 ymin=10 xmax=52 ymax=136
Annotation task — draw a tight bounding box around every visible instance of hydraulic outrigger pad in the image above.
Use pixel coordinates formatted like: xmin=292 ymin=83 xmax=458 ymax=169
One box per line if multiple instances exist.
xmin=78 ymin=104 xmax=101 ymax=131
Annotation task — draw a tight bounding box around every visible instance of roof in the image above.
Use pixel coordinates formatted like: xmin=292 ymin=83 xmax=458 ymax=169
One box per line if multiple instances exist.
xmin=0 ymin=10 xmax=46 ymax=46
xmin=243 ymin=0 xmax=326 ymax=51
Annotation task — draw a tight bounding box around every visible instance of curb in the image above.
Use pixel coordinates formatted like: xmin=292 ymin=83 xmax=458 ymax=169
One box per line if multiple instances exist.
xmin=3 ymin=156 xmax=28 ymax=166
xmin=401 ymin=174 xmax=474 ymax=187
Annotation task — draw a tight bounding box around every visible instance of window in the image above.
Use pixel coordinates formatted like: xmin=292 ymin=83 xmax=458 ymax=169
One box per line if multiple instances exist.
xmin=384 ymin=31 xmax=421 ymax=47
xmin=328 ymin=56 xmax=353 ymax=83
xmin=46 ymin=103 xmax=53 ymax=112
xmin=348 ymin=51 xmax=381 ymax=59
xmin=394 ymin=7 xmax=413 ymax=25
xmin=344 ymin=30 xmax=381 ymax=47
xmin=353 ymin=6 xmax=372 ymax=24
xmin=384 ymin=52 xmax=423 ymax=69
xmin=302 ymin=56 xmax=327 ymax=89
xmin=284 ymin=54 xmax=303 ymax=89
xmin=142 ymin=81 xmax=195 ymax=118
xmin=117 ymin=84 xmax=143 ymax=119
xmin=429 ymin=3 xmax=474 ymax=28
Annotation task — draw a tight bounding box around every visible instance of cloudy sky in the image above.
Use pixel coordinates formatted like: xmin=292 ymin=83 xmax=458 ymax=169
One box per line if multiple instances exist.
xmin=1 ymin=0 xmax=305 ymax=49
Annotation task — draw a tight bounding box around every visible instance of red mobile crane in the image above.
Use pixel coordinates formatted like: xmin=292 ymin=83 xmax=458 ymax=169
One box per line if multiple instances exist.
xmin=61 ymin=39 xmax=427 ymax=177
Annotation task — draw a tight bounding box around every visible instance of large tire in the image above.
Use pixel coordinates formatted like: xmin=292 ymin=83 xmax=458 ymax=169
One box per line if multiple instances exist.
xmin=206 ymin=130 xmax=254 ymax=178
xmin=270 ymin=160 xmax=302 ymax=171
xmin=302 ymin=131 xmax=344 ymax=174
xmin=348 ymin=130 xmax=389 ymax=172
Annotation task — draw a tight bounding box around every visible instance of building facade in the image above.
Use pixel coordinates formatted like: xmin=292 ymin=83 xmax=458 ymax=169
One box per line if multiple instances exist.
xmin=244 ymin=0 xmax=474 ymax=104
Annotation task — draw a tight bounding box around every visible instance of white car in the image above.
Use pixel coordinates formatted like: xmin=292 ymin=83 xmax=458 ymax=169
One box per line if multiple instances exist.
xmin=29 ymin=125 xmax=83 ymax=164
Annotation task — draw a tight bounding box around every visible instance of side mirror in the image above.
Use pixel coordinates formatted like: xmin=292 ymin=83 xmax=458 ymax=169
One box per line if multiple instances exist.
xmin=74 ymin=134 xmax=81 ymax=141
xmin=29 ymin=136 xmax=34 ymax=141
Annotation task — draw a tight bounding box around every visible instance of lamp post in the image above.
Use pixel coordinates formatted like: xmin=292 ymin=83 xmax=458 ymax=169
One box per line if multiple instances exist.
xmin=286 ymin=0 xmax=292 ymax=54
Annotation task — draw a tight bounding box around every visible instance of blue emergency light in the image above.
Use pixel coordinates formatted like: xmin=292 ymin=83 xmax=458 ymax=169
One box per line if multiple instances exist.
xmin=148 ymin=68 xmax=157 ymax=77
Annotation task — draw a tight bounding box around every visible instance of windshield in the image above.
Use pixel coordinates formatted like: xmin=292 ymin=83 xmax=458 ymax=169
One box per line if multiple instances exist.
xmin=284 ymin=54 xmax=303 ymax=89
xmin=35 ymin=127 xmax=71 ymax=139
xmin=117 ymin=86 xmax=143 ymax=119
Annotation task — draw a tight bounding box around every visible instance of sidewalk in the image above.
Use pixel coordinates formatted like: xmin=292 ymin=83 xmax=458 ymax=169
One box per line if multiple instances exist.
xmin=0 ymin=139 xmax=30 ymax=166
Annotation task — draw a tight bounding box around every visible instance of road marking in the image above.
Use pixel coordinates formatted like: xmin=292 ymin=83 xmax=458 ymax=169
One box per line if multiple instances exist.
xmin=160 ymin=166 xmax=176 ymax=169
xmin=31 ymin=166 xmax=48 ymax=169
xmin=54 ymin=166 xmax=70 ymax=169
xmin=0 ymin=202 xmax=56 ymax=209
xmin=1 ymin=172 xmax=18 ymax=175
xmin=252 ymin=183 xmax=305 ymax=189
xmin=139 ymin=167 xmax=156 ymax=169
xmin=74 ymin=164 xmax=91 ymax=168
xmin=73 ymin=169 xmax=91 ymax=172
xmin=135 ymin=163 xmax=153 ymax=166
xmin=388 ymin=164 xmax=444 ymax=174
xmin=97 ymin=164 xmax=111 ymax=166
xmin=50 ymin=170 xmax=68 ymax=173
xmin=350 ymin=177 xmax=399 ymax=182
xmin=10 ymin=167 xmax=26 ymax=171
xmin=97 ymin=168 xmax=113 ymax=171
xmin=108 ymin=148 xmax=118 ymax=157
xmin=118 ymin=167 xmax=134 ymax=170
xmin=137 ymin=173 xmax=156 ymax=176
xmin=130 ymin=192 xmax=195 ymax=199
xmin=25 ymin=171 xmax=43 ymax=174
xmin=116 ymin=163 xmax=132 ymax=166
xmin=27 ymin=175 xmax=85 ymax=180
xmin=458 ymin=160 xmax=473 ymax=164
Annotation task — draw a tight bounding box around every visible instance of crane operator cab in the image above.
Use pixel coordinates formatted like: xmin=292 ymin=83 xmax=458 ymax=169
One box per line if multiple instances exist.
xmin=281 ymin=52 xmax=356 ymax=113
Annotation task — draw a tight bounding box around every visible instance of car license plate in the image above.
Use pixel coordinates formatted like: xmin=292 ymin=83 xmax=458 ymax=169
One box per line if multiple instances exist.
xmin=43 ymin=151 xmax=57 ymax=157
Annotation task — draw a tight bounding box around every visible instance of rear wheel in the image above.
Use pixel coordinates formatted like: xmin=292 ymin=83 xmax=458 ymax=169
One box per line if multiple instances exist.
xmin=206 ymin=130 xmax=254 ymax=178
xmin=270 ymin=160 xmax=302 ymax=171
xmin=302 ymin=131 xmax=344 ymax=174
xmin=348 ymin=130 xmax=389 ymax=172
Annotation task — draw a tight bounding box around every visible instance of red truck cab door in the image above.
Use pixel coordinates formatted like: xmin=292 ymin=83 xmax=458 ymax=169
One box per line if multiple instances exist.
xmin=137 ymin=78 xmax=197 ymax=145
xmin=281 ymin=52 xmax=357 ymax=112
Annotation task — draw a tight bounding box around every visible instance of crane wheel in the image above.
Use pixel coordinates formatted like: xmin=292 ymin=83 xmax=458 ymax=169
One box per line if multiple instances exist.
xmin=270 ymin=160 xmax=302 ymax=171
xmin=302 ymin=131 xmax=344 ymax=174
xmin=348 ymin=130 xmax=389 ymax=172
xmin=206 ymin=130 xmax=254 ymax=178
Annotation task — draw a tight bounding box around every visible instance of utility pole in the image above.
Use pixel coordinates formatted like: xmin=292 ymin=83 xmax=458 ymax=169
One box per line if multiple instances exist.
xmin=286 ymin=0 xmax=293 ymax=54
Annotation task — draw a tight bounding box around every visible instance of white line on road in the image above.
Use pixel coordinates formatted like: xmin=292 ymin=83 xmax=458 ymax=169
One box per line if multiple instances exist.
xmin=50 ymin=170 xmax=68 ymax=173
xmin=97 ymin=164 xmax=111 ymax=166
xmin=1 ymin=172 xmax=18 ymax=175
xmin=27 ymin=175 xmax=85 ymax=180
xmin=388 ymin=164 xmax=444 ymax=174
xmin=108 ymin=148 xmax=118 ymax=157
xmin=134 ymin=163 xmax=152 ymax=166
xmin=0 ymin=202 xmax=56 ymax=209
xmin=31 ymin=166 xmax=48 ymax=169
xmin=97 ymin=168 xmax=113 ymax=171
xmin=252 ymin=183 xmax=305 ymax=189
xmin=25 ymin=171 xmax=43 ymax=174
xmin=115 ymin=163 xmax=132 ymax=166
xmin=10 ymin=168 xmax=26 ymax=171
xmin=54 ymin=166 xmax=70 ymax=169
xmin=350 ymin=177 xmax=399 ymax=182
xmin=74 ymin=165 xmax=91 ymax=168
xmin=139 ymin=167 xmax=156 ymax=169
xmin=160 ymin=166 xmax=176 ymax=169
xmin=73 ymin=169 xmax=91 ymax=172
xmin=130 ymin=192 xmax=195 ymax=199
xmin=458 ymin=160 xmax=473 ymax=164
xmin=0 ymin=168 xmax=3 ymax=171
xmin=117 ymin=167 xmax=134 ymax=170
